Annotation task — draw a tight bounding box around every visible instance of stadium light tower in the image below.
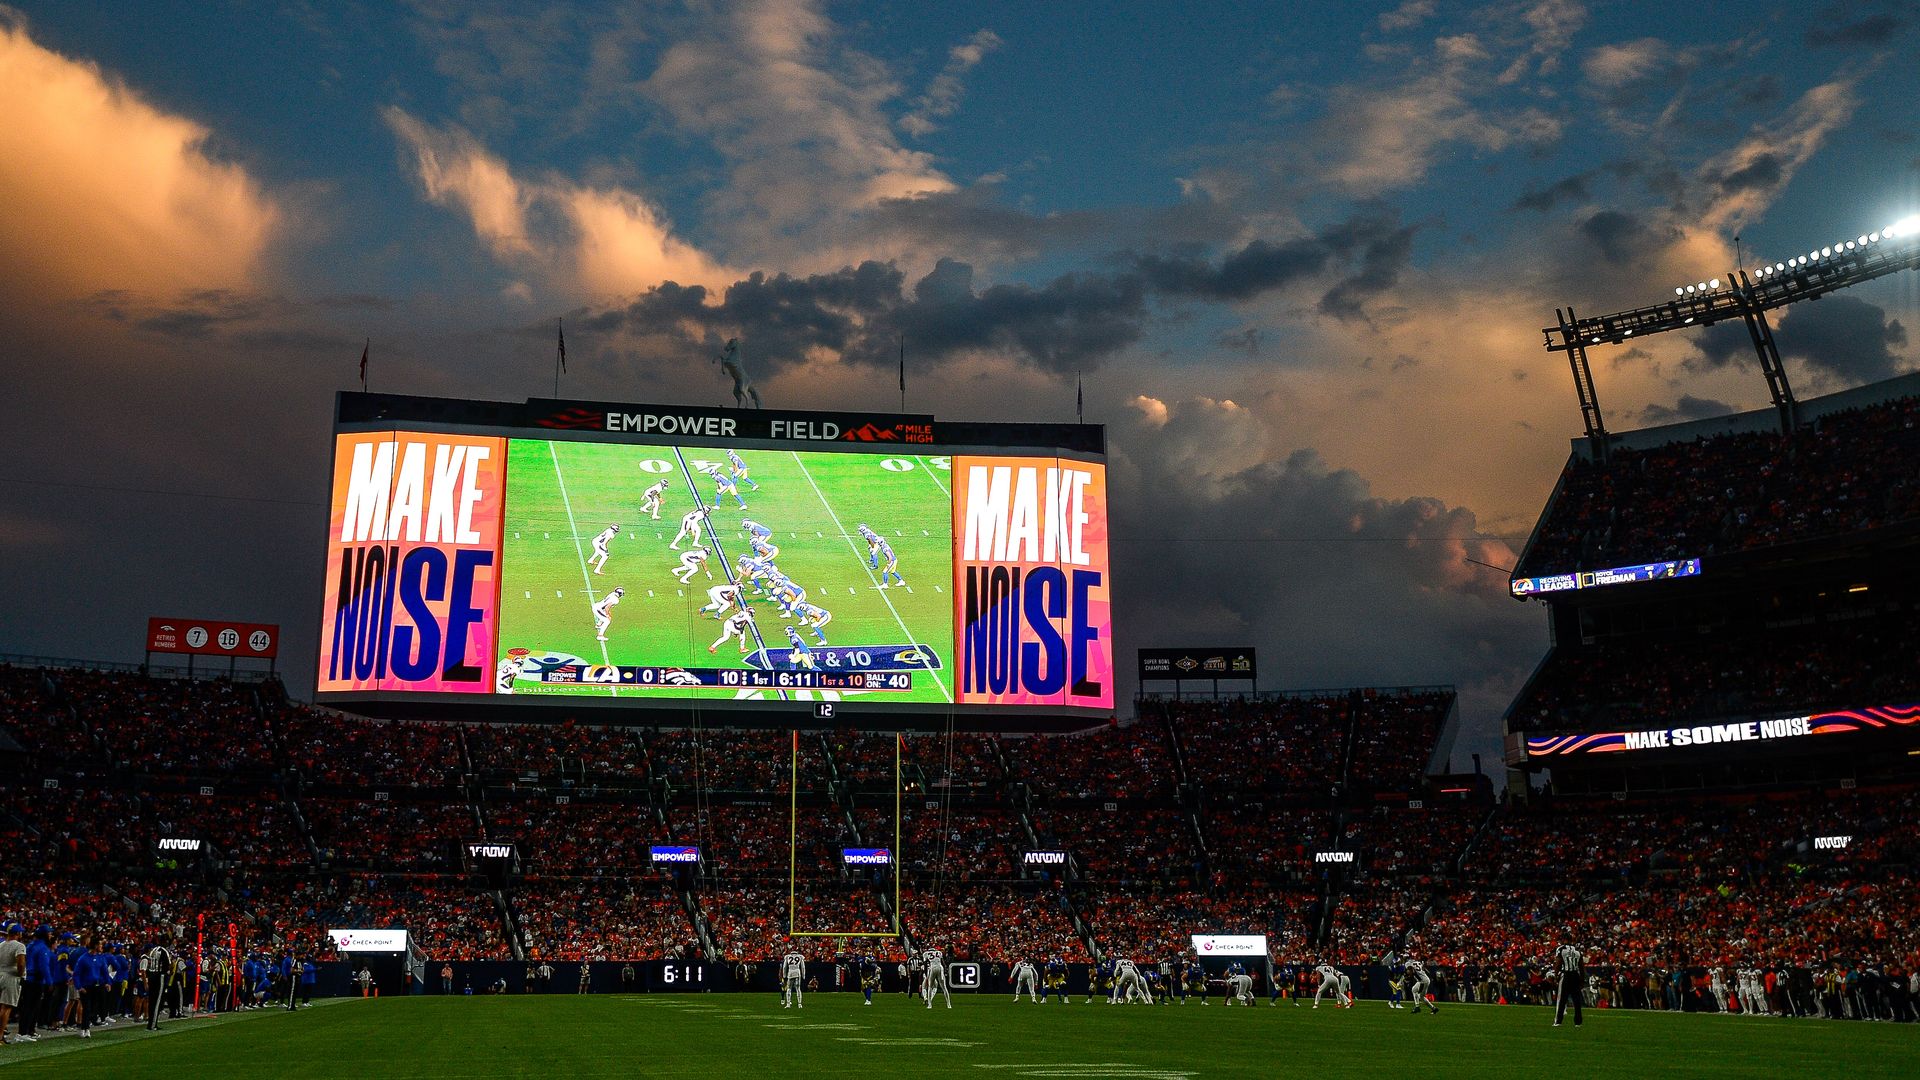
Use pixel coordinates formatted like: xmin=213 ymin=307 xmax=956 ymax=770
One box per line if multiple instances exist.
xmin=1544 ymin=216 xmax=1920 ymax=451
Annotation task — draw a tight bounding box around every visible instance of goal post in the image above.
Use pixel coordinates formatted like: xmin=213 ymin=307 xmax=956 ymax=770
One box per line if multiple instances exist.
xmin=787 ymin=728 xmax=902 ymax=939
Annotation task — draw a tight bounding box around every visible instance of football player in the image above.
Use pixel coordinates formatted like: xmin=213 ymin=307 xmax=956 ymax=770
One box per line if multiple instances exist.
xmin=712 ymin=467 xmax=747 ymax=510
xmin=672 ymin=545 xmax=712 ymax=585
xmin=592 ymin=588 xmax=624 ymax=642
xmin=725 ymin=449 xmax=762 ymax=491
xmin=1012 ymin=959 xmax=1039 ymax=1002
xmin=784 ymin=626 xmax=816 ymax=670
xmin=669 ymin=506 xmax=710 ymax=550
xmin=789 ymin=601 xmax=832 ymax=644
xmin=707 ymin=607 xmax=757 ymax=654
xmin=780 ymin=949 xmax=805 ymax=1009
xmin=639 ymin=479 xmax=669 ymax=520
xmin=588 ymin=524 xmax=619 ymax=575
xmin=699 ymin=583 xmax=744 ymax=620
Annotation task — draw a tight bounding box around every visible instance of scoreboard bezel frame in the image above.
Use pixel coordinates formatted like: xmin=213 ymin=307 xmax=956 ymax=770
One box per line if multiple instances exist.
xmin=318 ymin=392 xmax=1112 ymax=733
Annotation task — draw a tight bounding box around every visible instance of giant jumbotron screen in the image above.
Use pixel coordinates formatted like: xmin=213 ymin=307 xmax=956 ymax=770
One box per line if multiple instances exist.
xmin=315 ymin=393 xmax=1112 ymax=725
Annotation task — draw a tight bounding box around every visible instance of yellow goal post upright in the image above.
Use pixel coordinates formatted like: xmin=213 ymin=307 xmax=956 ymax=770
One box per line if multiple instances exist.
xmin=787 ymin=728 xmax=902 ymax=940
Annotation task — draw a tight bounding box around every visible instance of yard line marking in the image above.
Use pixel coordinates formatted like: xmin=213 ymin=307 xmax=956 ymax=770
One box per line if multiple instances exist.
xmin=547 ymin=441 xmax=616 ymax=697
xmin=791 ymin=451 xmax=950 ymax=701
xmin=555 ymin=590 xmax=563 ymax=598
xmin=933 ymin=585 xmax=943 ymax=594
xmin=676 ymin=446 xmax=786 ymax=701
xmin=914 ymin=455 xmax=952 ymax=498
xmin=523 ymin=591 xmax=530 ymax=599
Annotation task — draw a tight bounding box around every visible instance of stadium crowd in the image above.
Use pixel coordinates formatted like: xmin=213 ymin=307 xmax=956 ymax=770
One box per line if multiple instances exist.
xmin=1518 ymin=392 xmax=1920 ymax=577
xmin=0 ymin=661 xmax=1913 ymax=1022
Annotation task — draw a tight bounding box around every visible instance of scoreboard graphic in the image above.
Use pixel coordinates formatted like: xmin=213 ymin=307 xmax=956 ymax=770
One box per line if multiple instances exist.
xmin=316 ymin=394 xmax=1113 ymax=720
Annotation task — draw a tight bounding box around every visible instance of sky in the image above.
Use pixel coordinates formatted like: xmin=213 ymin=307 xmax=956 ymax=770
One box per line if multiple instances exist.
xmin=1 ymin=0 xmax=1917 ymax=774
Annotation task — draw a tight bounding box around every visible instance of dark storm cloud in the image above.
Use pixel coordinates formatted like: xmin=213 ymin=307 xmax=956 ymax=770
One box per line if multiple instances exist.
xmin=1639 ymin=394 xmax=1734 ymax=425
xmin=1804 ymin=5 xmax=1910 ymax=49
xmin=1578 ymin=209 xmax=1682 ymax=265
xmin=1686 ymin=320 xmax=1756 ymax=371
xmin=1106 ymin=398 xmax=1542 ymax=763
xmin=585 ymin=209 xmax=1421 ymax=375
xmin=1683 ymin=296 xmax=1910 ymax=386
xmin=1776 ymin=295 xmax=1910 ymax=384
xmin=1510 ymin=160 xmax=1642 ymax=213
xmin=1710 ymin=152 xmax=1784 ymax=194
xmin=1511 ymin=172 xmax=1593 ymax=213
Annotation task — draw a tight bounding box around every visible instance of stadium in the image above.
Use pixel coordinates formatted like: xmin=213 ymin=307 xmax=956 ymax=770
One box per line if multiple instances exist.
xmin=3 ymin=5 xmax=1919 ymax=1079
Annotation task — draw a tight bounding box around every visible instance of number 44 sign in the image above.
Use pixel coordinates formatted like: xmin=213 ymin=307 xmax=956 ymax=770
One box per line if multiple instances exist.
xmin=148 ymin=617 xmax=279 ymax=659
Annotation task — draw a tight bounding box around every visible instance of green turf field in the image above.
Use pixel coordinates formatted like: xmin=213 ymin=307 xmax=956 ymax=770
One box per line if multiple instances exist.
xmin=497 ymin=441 xmax=956 ymax=704
xmin=7 ymin=994 xmax=1914 ymax=1079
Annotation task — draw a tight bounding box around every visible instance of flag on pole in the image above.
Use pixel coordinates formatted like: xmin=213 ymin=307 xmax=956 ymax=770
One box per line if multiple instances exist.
xmin=557 ymin=319 xmax=567 ymax=372
xmin=1076 ymin=371 xmax=1083 ymax=423
xmin=359 ymin=339 xmax=368 ymax=391
xmin=898 ymin=334 xmax=906 ymax=409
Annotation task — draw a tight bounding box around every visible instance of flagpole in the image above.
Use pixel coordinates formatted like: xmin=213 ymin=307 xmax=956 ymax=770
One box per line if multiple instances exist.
xmin=359 ymin=339 xmax=369 ymax=393
xmin=898 ymin=334 xmax=906 ymax=412
xmin=555 ymin=318 xmax=564 ymax=398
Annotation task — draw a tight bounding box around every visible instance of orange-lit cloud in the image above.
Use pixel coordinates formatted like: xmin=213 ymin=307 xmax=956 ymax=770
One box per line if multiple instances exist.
xmin=385 ymin=107 xmax=732 ymax=301
xmin=0 ymin=12 xmax=280 ymax=304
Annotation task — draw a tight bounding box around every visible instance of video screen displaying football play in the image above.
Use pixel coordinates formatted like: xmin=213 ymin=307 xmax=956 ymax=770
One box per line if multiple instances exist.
xmin=315 ymin=399 xmax=1113 ymax=717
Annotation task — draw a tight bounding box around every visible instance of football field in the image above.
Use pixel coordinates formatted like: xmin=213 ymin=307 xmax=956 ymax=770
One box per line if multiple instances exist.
xmin=5 ymin=994 xmax=1912 ymax=1079
xmin=498 ymin=440 xmax=956 ymax=704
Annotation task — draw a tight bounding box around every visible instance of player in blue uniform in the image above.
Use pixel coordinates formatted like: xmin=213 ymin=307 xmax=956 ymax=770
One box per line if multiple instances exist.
xmin=871 ymin=536 xmax=904 ymax=588
xmin=1043 ymin=957 xmax=1067 ymax=1002
xmin=736 ymin=555 xmax=775 ymax=594
xmin=770 ymin=574 xmax=806 ymax=617
xmin=712 ymin=467 xmax=747 ymax=509
xmin=783 ymin=626 xmax=816 ymax=670
xmin=789 ymin=601 xmax=832 ymax=644
xmin=741 ymin=519 xmax=779 ymax=562
xmin=859 ymin=956 xmax=881 ymax=1005
xmin=725 ymin=450 xmax=761 ymax=491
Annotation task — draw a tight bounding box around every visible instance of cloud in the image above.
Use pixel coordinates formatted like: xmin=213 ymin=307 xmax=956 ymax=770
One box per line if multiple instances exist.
xmin=0 ymin=11 xmax=281 ymax=305
xmin=1577 ymin=208 xmax=1683 ymax=265
xmin=1377 ymin=0 xmax=1436 ymax=32
xmin=1638 ymin=393 xmax=1734 ymax=425
xmin=640 ymin=0 xmax=954 ymax=261
xmin=1104 ymin=396 xmax=1543 ymax=758
xmin=899 ymin=29 xmax=1001 ymax=138
xmin=1804 ymin=4 xmax=1910 ymax=49
xmin=1695 ymin=75 xmax=1863 ymax=232
xmin=385 ymin=108 xmax=731 ymax=300
xmin=1308 ymin=32 xmax=1563 ymax=196
xmin=579 ymin=209 xmax=1424 ymax=377
xmin=1774 ymin=295 xmax=1910 ymax=385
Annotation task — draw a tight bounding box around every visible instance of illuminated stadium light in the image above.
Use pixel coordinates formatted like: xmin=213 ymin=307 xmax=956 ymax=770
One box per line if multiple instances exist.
xmin=1709 ymin=278 xmax=1721 ymax=289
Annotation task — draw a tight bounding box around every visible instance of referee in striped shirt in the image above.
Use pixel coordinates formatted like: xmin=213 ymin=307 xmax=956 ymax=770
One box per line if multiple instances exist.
xmin=1550 ymin=939 xmax=1584 ymax=1028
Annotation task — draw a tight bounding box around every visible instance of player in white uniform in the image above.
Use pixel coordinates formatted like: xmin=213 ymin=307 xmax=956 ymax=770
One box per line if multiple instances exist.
xmin=1403 ymin=958 xmax=1437 ymax=1014
xmin=640 ymin=479 xmax=669 ymax=520
xmin=1228 ymin=971 xmax=1255 ymax=1005
xmin=700 ymin=583 xmax=744 ymax=619
xmin=1708 ymin=965 xmax=1728 ymax=1012
xmin=1109 ymin=958 xmax=1146 ymax=1003
xmin=495 ymin=648 xmax=529 ymax=694
xmin=707 ymin=608 xmax=756 ymax=654
xmin=920 ymin=948 xmax=951 ymax=1009
xmin=1012 ymin=960 xmax=1039 ymax=1002
xmin=1312 ymin=963 xmax=1347 ymax=1008
xmin=593 ymin=588 xmax=624 ymax=642
xmin=669 ymin=506 xmax=710 ymax=550
xmin=780 ymin=950 xmax=806 ymax=1008
xmin=588 ymin=524 xmax=619 ymax=575
xmin=672 ymin=545 xmax=712 ymax=584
